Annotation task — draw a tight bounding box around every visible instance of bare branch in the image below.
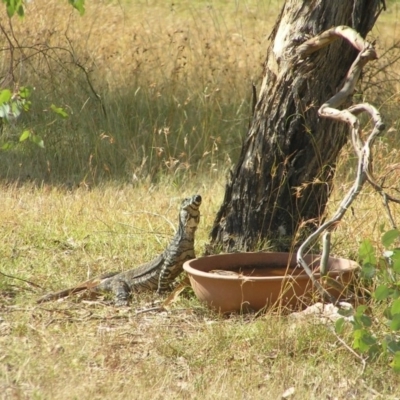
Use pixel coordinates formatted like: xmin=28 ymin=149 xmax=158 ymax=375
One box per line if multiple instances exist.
xmin=297 ymin=26 xmax=377 ymax=58
xmin=296 ymin=26 xmax=389 ymax=302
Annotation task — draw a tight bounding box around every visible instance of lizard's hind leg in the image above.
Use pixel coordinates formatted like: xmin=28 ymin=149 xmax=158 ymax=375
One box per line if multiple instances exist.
xmin=110 ymin=279 xmax=131 ymax=306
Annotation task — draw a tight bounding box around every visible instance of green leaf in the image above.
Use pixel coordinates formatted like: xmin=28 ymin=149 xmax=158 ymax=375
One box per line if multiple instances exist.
xmin=50 ymin=104 xmax=68 ymax=119
xmin=0 ymin=89 xmax=12 ymax=106
xmin=68 ymin=0 xmax=85 ymax=15
xmin=11 ymin=102 xmax=21 ymax=118
xmin=393 ymin=261 xmax=400 ymax=274
xmin=377 ymin=257 xmax=389 ymax=271
xmin=17 ymin=3 xmax=24 ymax=17
xmin=0 ymin=104 xmax=10 ymax=118
xmin=374 ymin=285 xmax=391 ymax=301
xmin=361 ymin=332 xmax=376 ymax=346
xmin=1 ymin=141 xmax=13 ymax=150
xmin=391 ymin=250 xmax=400 ymax=274
xmin=390 ymin=314 xmax=400 ymax=331
xmin=382 ymin=230 xmax=400 ymax=248
xmin=360 ymin=263 xmax=376 ymax=279
xmin=19 ymin=130 xmax=30 ymax=142
xmin=353 ymin=329 xmax=363 ymax=350
xmin=384 ymin=337 xmax=400 ymax=354
xmin=22 ymin=101 xmax=31 ymax=112
xmin=355 ymin=305 xmax=368 ymax=316
xmin=360 ymin=314 xmax=372 ymax=328
xmin=359 ymin=239 xmax=376 ymax=264
xmin=4 ymin=0 xmax=24 ymax=18
xmin=31 ymin=135 xmax=45 ymax=148
xmin=384 ymin=306 xmax=393 ymax=320
xmin=368 ymin=344 xmax=381 ymax=361
xmin=6 ymin=2 xmax=15 ymax=18
xmin=338 ymin=307 xmax=354 ymax=317
xmin=391 ymin=298 xmax=400 ymax=315
xmin=351 ymin=318 xmax=362 ymax=330
xmin=390 ymin=351 xmax=400 ymax=372
xmin=353 ymin=329 xmax=376 ymax=352
xmin=353 ymin=314 xmax=372 ymax=330
xmin=335 ymin=317 xmax=345 ymax=334
xmin=392 ymin=288 xmax=400 ymax=300
xmin=19 ymin=86 xmax=31 ymax=99
xmin=352 ymin=306 xmax=371 ymax=330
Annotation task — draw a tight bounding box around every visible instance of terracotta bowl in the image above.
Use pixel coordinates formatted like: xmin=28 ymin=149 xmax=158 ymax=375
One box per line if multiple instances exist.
xmin=183 ymin=252 xmax=359 ymax=313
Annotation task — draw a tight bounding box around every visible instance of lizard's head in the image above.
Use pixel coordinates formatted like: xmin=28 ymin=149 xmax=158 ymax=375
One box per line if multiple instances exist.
xmin=179 ymin=194 xmax=201 ymax=234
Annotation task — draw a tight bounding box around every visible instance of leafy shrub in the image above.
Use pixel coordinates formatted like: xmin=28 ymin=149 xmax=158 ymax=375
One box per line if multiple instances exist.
xmin=336 ymin=229 xmax=400 ymax=372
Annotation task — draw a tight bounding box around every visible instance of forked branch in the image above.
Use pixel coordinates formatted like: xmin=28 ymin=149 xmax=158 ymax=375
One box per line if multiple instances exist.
xmin=295 ymin=26 xmax=395 ymax=301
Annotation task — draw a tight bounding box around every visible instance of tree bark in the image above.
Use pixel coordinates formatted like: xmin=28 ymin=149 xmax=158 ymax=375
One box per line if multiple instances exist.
xmin=210 ymin=0 xmax=383 ymax=252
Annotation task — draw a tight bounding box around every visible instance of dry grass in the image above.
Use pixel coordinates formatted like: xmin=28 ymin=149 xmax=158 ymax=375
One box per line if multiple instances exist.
xmin=2 ymin=178 xmax=400 ymax=399
xmin=1 ymin=0 xmax=400 ymax=398
xmin=0 ymin=0 xmax=283 ymax=184
xmin=326 ymin=140 xmax=400 ymax=261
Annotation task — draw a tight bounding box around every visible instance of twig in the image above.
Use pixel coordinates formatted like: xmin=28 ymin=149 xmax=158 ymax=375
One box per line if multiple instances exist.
xmin=135 ymin=306 xmax=165 ymax=315
xmin=64 ymin=33 xmax=107 ymax=118
xmin=381 ymin=193 xmax=397 ymax=229
xmin=0 ymin=21 xmax=15 ymax=87
xmin=0 ymin=270 xmax=42 ymax=289
xmin=331 ymin=327 xmax=367 ymax=373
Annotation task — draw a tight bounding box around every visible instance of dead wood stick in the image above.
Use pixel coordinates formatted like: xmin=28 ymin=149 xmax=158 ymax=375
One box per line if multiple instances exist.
xmin=296 ymin=26 xmax=386 ymax=301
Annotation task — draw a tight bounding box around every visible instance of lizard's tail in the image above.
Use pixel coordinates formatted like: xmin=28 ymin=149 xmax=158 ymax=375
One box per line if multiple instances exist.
xmin=36 ymin=278 xmax=102 ymax=304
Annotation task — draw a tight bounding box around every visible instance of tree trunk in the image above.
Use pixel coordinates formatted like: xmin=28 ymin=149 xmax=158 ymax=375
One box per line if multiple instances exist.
xmin=210 ymin=0 xmax=383 ymax=252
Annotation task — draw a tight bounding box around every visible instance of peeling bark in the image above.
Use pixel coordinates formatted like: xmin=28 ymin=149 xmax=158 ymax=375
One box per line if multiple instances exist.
xmin=210 ymin=0 xmax=383 ymax=252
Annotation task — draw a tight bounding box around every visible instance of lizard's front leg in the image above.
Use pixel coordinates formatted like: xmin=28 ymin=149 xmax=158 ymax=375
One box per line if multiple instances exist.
xmin=156 ymin=260 xmax=175 ymax=294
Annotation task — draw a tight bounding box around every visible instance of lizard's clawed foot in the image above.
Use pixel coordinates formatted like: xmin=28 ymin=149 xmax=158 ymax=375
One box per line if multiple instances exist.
xmin=114 ymin=299 xmax=130 ymax=307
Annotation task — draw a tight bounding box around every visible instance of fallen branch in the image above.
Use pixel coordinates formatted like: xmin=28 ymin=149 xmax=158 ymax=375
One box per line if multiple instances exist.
xmin=296 ymin=26 xmax=391 ymax=301
xmin=135 ymin=306 xmax=165 ymax=315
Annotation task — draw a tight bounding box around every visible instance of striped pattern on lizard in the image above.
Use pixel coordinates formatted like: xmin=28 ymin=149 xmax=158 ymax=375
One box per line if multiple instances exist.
xmin=37 ymin=194 xmax=202 ymax=306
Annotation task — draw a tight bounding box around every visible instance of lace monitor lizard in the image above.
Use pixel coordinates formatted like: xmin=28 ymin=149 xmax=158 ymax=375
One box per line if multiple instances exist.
xmin=37 ymin=194 xmax=202 ymax=306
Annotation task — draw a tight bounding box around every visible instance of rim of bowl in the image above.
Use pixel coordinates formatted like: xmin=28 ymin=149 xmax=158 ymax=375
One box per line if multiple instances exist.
xmin=183 ymin=253 xmax=359 ymax=281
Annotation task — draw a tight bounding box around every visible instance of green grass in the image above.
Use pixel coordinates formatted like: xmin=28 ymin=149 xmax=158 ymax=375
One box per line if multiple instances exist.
xmin=1 ymin=0 xmax=400 ymax=398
